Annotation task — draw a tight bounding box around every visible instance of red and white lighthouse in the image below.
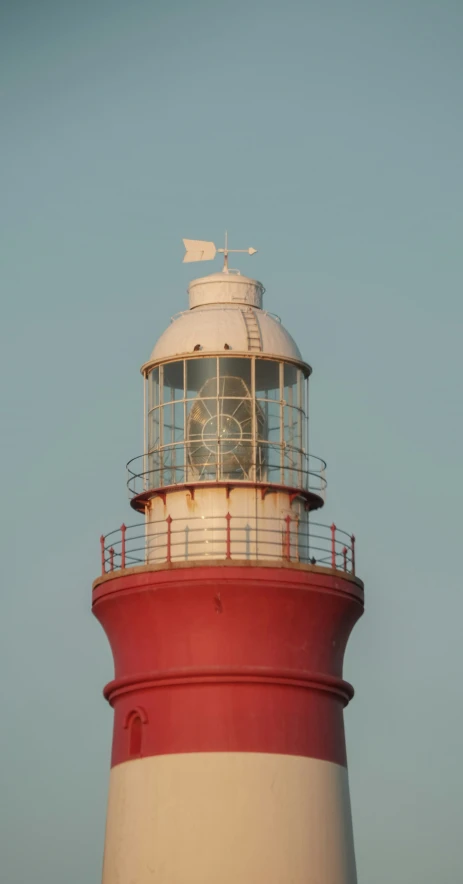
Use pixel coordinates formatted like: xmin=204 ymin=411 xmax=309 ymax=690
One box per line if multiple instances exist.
xmin=92 ymin=242 xmax=364 ymax=883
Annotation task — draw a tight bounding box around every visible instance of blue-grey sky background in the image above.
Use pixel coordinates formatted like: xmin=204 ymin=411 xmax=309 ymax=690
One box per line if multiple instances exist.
xmin=1 ymin=1 xmax=462 ymax=881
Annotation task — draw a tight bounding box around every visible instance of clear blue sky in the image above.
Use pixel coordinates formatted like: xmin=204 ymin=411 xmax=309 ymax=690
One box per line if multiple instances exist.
xmin=1 ymin=1 xmax=462 ymax=881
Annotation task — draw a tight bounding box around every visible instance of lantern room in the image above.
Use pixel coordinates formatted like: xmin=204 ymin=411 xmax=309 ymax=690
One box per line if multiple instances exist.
xmin=142 ymin=355 xmax=308 ymax=488
xmin=127 ymin=270 xmax=328 ymax=563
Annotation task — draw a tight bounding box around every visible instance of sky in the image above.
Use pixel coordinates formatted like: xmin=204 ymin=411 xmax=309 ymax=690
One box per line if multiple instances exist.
xmin=1 ymin=0 xmax=462 ymax=881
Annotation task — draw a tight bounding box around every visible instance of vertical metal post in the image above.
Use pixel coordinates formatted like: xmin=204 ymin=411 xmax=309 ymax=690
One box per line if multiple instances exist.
xmin=294 ymin=513 xmax=300 ymax=563
xmin=284 ymin=514 xmax=291 ymax=561
xmin=351 ymin=534 xmax=356 ymax=576
xmin=166 ymin=515 xmax=172 ymax=564
xmin=143 ymin=372 xmax=147 ymax=492
xmin=159 ymin=364 xmax=164 ymax=487
xmin=280 ymin=361 xmax=284 ymax=484
xmin=343 ymin=546 xmax=347 ymax=572
xmin=251 ymin=356 xmax=256 ymax=483
xmin=100 ymin=535 xmax=106 ymax=576
xmin=109 ymin=547 xmax=114 ymax=572
xmin=305 ymin=374 xmax=309 ymax=481
xmin=306 ymin=503 xmax=310 ymax=563
xmin=331 ymin=523 xmax=337 ymax=570
xmin=225 ymin=512 xmax=232 ymax=560
xmin=121 ymin=524 xmax=126 ymax=570
xmin=171 ymin=396 xmax=175 ymax=483
xmin=216 ymin=356 xmax=220 ymax=480
xmin=183 ymin=359 xmax=187 ymax=482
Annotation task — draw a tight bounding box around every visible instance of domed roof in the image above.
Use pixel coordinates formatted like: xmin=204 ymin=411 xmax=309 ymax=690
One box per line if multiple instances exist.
xmin=143 ymin=271 xmax=306 ymax=369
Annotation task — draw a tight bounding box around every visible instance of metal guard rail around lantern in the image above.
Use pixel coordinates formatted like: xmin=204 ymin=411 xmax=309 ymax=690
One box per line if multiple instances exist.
xmin=99 ymin=517 xmax=356 ymax=576
xmin=126 ymin=446 xmax=327 ymax=512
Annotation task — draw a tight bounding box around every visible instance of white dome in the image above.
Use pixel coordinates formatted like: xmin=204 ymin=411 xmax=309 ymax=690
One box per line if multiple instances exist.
xmin=149 ymin=305 xmax=303 ymax=361
xmin=144 ymin=271 xmax=305 ymax=367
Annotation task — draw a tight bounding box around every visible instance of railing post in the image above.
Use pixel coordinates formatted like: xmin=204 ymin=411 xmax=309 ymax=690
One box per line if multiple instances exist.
xmin=109 ymin=547 xmax=114 ymax=572
xmin=294 ymin=514 xmax=300 ymax=562
xmin=331 ymin=523 xmax=336 ymax=570
xmin=166 ymin=515 xmax=172 ymax=564
xmin=284 ymin=514 xmax=291 ymax=561
xmin=351 ymin=534 xmax=356 ymax=576
xmin=343 ymin=546 xmax=347 ymax=572
xmin=225 ymin=512 xmax=232 ymax=560
xmin=121 ymin=523 xmax=126 ymax=570
xmin=100 ymin=535 xmax=106 ymax=576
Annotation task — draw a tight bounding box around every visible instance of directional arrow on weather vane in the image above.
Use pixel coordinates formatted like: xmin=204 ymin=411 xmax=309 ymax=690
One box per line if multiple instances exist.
xmin=183 ymin=234 xmax=257 ymax=270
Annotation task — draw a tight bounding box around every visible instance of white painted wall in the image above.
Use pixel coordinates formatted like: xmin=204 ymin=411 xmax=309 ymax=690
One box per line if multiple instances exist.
xmin=102 ymin=752 xmax=357 ymax=884
xmin=146 ymin=487 xmax=306 ymax=563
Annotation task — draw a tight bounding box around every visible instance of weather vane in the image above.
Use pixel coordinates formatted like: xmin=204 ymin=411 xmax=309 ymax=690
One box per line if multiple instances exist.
xmin=183 ymin=232 xmax=257 ymax=272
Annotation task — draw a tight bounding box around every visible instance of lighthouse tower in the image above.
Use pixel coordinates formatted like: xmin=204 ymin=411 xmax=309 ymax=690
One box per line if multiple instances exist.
xmin=92 ymin=241 xmax=364 ymax=884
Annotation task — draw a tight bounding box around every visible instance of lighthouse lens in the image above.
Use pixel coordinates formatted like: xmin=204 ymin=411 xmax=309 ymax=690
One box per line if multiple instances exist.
xmin=187 ymin=371 xmax=258 ymax=479
xmin=202 ymin=413 xmax=242 ymax=455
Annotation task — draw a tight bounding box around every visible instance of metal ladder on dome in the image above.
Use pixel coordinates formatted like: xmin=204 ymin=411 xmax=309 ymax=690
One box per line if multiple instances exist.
xmin=241 ymin=307 xmax=262 ymax=351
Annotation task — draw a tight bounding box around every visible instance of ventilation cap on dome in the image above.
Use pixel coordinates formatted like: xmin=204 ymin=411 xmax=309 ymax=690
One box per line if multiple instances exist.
xmin=188 ymin=272 xmax=264 ymax=310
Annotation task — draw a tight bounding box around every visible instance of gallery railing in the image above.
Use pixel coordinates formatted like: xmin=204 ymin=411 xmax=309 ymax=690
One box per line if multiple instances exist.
xmin=127 ymin=444 xmax=327 ymax=497
xmin=99 ymin=515 xmax=356 ymax=576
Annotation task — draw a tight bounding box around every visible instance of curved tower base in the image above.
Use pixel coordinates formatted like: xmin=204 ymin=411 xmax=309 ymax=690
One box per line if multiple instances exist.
xmin=93 ymin=561 xmax=363 ymax=884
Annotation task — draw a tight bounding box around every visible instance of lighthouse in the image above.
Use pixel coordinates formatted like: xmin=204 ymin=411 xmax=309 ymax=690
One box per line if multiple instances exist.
xmin=92 ymin=239 xmax=364 ymax=884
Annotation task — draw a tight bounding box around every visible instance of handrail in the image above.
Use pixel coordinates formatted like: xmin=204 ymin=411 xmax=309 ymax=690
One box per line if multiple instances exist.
xmin=98 ymin=516 xmax=356 ymax=577
xmin=126 ymin=445 xmax=327 ymax=498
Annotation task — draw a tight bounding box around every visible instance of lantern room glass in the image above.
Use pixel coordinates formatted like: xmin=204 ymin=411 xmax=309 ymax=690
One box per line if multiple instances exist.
xmin=146 ymin=355 xmax=308 ymax=488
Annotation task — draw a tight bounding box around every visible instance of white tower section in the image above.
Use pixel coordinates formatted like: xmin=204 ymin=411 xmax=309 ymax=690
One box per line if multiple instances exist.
xmin=128 ymin=271 xmax=326 ymax=564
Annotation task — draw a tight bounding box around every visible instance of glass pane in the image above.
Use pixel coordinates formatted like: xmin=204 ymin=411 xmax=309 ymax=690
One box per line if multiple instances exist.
xmin=263 ymin=442 xmax=282 ymax=484
xmin=148 ymin=450 xmax=161 ymax=487
xmin=220 ymin=442 xmax=251 ymax=480
xmin=300 ymin=370 xmax=306 ymax=413
xmin=162 ymin=403 xmax=184 ymax=447
xmin=284 ymin=363 xmax=298 ymax=406
xmin=255 ymin=398 xmax=266 ymax=441
xmin=148 ymin=367 xmax=159 ymax=411
xmin=187 ymin=397 xmax=217 ymax=441
xmin=219 ymin=375 xmax=251 ymax=399
xmin=221 ymin=399 xmax=253 ymax=439
xmin=219 ymin=357 xmax=251 ymax=393
xmin=148 ymin=409 xmax=160 ymax=450
xmin=284 ymin=447 xmax=302 ymax=487
xmin=162 ymin=361 xmax=184 ymax=403
xmin=173 ymin=401 xmax=184 ymax=442
xmin=186 ymin=395 xmax=216 ymax=478
xmin=172 ymin=445 xmax=186 ymax=479
xmin=284 ymin=405 xmax=302 ymax=449
xmin=186 ymin=358 xmax=217 ymax=398
xmin=161 ymin=443 xmax=184 ymax=485
xmin=265 ymin=400 xmax=282 ymax=445
xmin=256 ymin=440 xmax=266 ymax=481
xmin=256 ymin=359 xmax=280 ymax=399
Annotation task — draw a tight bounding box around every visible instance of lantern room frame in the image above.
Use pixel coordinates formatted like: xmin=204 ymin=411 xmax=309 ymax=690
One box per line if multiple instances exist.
xmin=130 ymin=352 xmax=327 ymax=512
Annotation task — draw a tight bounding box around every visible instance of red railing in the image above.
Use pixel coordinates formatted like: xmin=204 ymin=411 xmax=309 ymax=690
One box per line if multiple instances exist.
xmin=99 ymin=516 xmax=356 ymax=577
